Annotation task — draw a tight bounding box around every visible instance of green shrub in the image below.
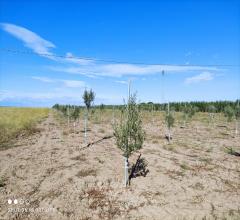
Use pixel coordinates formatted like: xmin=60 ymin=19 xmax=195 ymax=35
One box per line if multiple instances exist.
xmin=114 ymin=94 xmax=145 ymax=158
xmin=224 ymin=105 xmax=235 ymax=122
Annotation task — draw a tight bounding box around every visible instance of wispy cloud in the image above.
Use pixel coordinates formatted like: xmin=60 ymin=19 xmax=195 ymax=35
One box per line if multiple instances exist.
xmin=31 ymin=76 xmax=86 ymax=88
xmin=0 ymin=90 xmax=121 ymax=106
xmin=0 ymin=90 xmax=64 ymax=101
xmin=0 ymin=23 xmax=97 ymax=64
xmin=115 ymin=80 xmax=128 ymax=84
xmin=31 ymin=76 xmax=55 ymax=83
xmin=64 ymin=52 xmax=93 ymax=65
xmin=49 ymin=64 xmax=220 ymax=78
xmin=62 ymin=80 xmax=86 ymax=88
xmin=0 ymin=23 xmax=55 ymax=57
xmin=1 ymin=23 xmax=223 ymax=79
xmin=185 ymin=71 xmax=214 ymax=84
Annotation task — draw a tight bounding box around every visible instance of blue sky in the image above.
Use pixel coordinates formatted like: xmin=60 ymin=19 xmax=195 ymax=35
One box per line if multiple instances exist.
xmin=0 ymin=0 xmax=239 ymax=107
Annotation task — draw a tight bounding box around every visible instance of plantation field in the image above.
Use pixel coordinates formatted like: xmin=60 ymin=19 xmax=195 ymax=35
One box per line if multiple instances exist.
xmin=0 ymin=107 xmax=49 ymax=149
xmin=0 ymin=109 xmax=239 ymax=220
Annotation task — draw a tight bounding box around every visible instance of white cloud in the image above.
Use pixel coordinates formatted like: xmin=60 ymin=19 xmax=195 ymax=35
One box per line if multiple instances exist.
xmin=49 ymin=64 xmax=220 ymax=78
xmin=64 ymin=52 xmax=93 ymax=65
xmin=0 ymin=90 xmax=63 ymax=101
xmin=0 ymin=23 xmax=55 ymax=57
xmin=0 ymin=90 xmax=122 ymax=106
xmin=0 ymin=90 xmax=87 ymax=103
xmin=31 ymin=76 xmax=55 ymax=83
xmin=115 ymin=80 xmax=128 ymax=84
xmin=0 ymin=23 xmax=97 ymax=64
xmin=62 ymin=80 xmax=86 ymax=88
xmin=185 ymin=71 xmax=214 ymax=84
xmin=31 ymin=76 xmax=86 ymax=88
xmin=1 ymin=23 xmax=223 ymax=79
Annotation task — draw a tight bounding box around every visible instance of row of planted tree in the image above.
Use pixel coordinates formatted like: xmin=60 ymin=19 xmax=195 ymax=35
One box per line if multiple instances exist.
xmin=53 ymin=100 xmax=240 ymax=116
xmin=52 ymin=89 xmax=240 ymax=187
xmin=70 ymin=100 xmax=239 ymax=113
xmin=53 ymin=95 xmax=240 ymax=129
xmin=138 ymin=100 xmax=240 ymax=113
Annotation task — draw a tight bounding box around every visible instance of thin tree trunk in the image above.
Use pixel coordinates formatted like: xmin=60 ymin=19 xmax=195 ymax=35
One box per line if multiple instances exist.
xmin=152 ymin=104 xmax=154 ymax=123
xmin=235 ymin=119 xmax=238 ymax=137
xmin=112 ymin=107 xmax=115 ymax=125
xmin=67 ymin=107 xmax=70 ymax=130
xmin=84 ymin=109 xmax=88 ymax=144
xmin=124 ymin=80 xmax=131 ymax=187
xmin=124 ymin=156 xmax=129 ymax=187
xmin=168 ymin=128 xmax=171 ymax=143
xmin=167 ymin=102 xmax=170 ymax=143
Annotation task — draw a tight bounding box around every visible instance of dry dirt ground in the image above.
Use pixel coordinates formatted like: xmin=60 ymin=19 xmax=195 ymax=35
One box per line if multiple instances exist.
xmin=0 ymin=111 xmax=240 ymax=220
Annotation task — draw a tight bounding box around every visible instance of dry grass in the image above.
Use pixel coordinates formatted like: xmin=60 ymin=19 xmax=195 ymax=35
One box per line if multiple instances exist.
xmin=71 ymin=154 xmax=87 ymax=161
xmin=82 ymin=186 xmax=122 ymax=219
xmin=163 ymin=144 xmax=177 ymax=152
xmin=0 ymin=107 xmax=49 ymax=148
xmin=98 ymin=128 xmax=105 ymax=134
xmin=180 ymin=163 xmax=191 ymax=170
xmin=76 ymin=168 xmax=97 ymax=177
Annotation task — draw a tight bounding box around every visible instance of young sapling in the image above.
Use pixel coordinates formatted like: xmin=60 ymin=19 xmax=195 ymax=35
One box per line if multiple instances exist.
xmin=113 ymin=93 xmax=145 ymax=187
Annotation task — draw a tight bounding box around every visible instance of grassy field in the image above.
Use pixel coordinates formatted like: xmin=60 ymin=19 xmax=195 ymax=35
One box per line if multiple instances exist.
xmin=0 ymin=107 xmax=49 ymax=148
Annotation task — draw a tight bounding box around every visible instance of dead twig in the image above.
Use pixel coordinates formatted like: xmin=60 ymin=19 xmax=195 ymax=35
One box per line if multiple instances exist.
xmin=225 ymin=147 xmax=240 ymax=157
xmin=81 ymin=135 xmax=113 ymax=150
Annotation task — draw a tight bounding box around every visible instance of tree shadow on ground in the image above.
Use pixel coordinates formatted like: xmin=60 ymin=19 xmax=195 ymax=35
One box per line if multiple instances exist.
xmin=128 ymin=154 xmax=149 ymax=185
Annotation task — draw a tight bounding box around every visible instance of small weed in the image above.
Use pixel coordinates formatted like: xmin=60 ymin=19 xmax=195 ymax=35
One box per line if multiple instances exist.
xmin=180 ymin=163 xmax=191 ymax=170
xmin=163 ymin=144 xmax=176 ymax=152
xmin=98 ymin=128 xmax=105 ymax=134
xmin=62 ymin=130 xmax=69 ymax=135
xmin=210 ymin=203 xmax=215 ymax=216
xmin=225 ymin=147 xmax=240 ymax=156
xmin=228 ymin=209 xmax=234 ymax=216
xmin=191 ymin=182 xmax=204 ymax=190
xmin=76 ymin=169 xmax=97 ymax=177
xmin=68 ymin=177 xmax=73 ymax=183
xmin=86 ymin=187 xmax=107 ymax=209
xmin=220 ymin=131 xmax=229 ymax=136
xmin=191 ymin=194 xmax=204 ymax=204
xmin=175 ymin=171 xmax=185 ymax=177
xmin=144 ymin=148 xmax=158 ymax=154
xmin=95 ymin=157 xmax=104 ymax=164
xmin=0 ymin=177 xmax=6 ymax=187
xmin=71 ymin=154 xmax=86 ymax=161
xmin=69 ymin=128 xmax=74 ymax=133
xmin=83 ymin=186 xmax=122 ymax=219
xmin=206 ymin=148 xmax=213 ymax=152
xmin=165 ymin=169 xmax=185 ymax=179
xmin=199 ymin=157 xmax=212 ymax=164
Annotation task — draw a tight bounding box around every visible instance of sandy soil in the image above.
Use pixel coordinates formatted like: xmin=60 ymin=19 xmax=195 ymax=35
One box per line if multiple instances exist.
xmin=0 ymin=111 xmax=240 ymax=220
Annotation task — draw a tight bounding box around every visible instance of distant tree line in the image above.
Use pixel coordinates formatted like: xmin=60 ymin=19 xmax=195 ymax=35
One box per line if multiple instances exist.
xmin=52 ymin=104 xmax=82 ymax=115
xmin=137 ymin=100 xmax=240 ymax=113
xmin=53 ymin=100 xmax=239 ymax=113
